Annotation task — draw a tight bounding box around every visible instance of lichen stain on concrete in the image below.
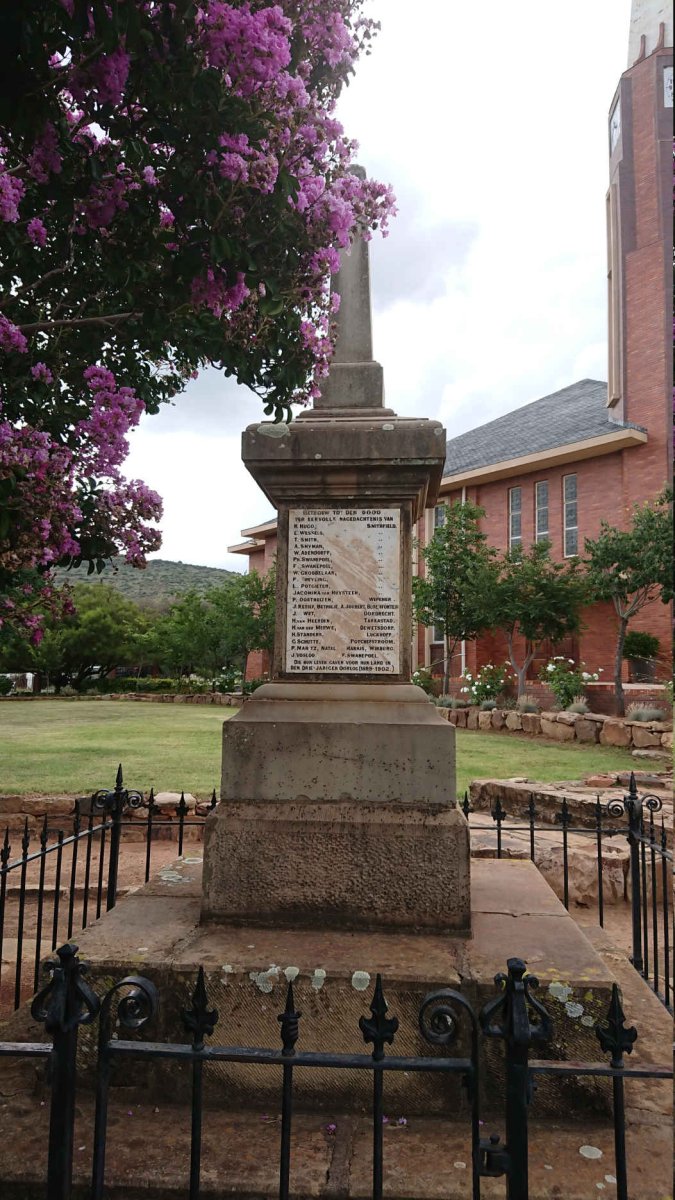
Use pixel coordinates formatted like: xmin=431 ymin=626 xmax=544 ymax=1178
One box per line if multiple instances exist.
xmin=158 ymin=869 xmax=185 ymax=885
xmin=311 ymin=968 xmax=327 ymax=990
xmin=564 ymin=1001 xmax=584 ymax=1018
xmin=351 ymin=970 xmax=370 ymax=991
xmin=284 ymin=966 xmax=299 ymax=982
xmin=259 ymin=423 xmax=290 ymax=439
xmin=249 ymin=966 xmax=280 ymax=993
xmin=548 ymin=981 xmax=573 ymax=1002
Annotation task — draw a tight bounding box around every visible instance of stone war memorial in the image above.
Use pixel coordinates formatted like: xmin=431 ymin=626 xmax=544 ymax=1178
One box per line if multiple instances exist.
xmin=62 ymin=227 xmax=621 ymax=1126
xmin=1 ymin=207 xmax=672 ymax=1200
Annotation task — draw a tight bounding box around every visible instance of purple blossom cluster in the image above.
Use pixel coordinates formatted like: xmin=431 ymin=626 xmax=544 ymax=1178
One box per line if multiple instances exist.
xmin=0 ymin=0 xmax=394 ymax=639
xmin=0 ymin=364 xmax=161 ymax=641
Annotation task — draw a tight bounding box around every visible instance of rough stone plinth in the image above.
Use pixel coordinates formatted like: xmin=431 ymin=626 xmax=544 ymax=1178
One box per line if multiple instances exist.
xmin=205 ymin=682 xmax=466 ymax=933
xmin=202 ymin=799 xmax=470 ymax=933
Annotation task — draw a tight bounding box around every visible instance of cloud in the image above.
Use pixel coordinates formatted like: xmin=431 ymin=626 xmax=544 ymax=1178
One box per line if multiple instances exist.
xmin=123 ymin=0 xmax=633 ymax=566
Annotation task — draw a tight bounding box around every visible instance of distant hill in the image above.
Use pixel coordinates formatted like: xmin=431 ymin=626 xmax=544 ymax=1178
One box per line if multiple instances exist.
xmin=55 ymin=558 xmax=238 ymax=609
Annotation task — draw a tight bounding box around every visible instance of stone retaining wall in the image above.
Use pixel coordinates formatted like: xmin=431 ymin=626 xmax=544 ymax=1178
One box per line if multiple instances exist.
xmin=440 ymin=705 xmax=672 ymax=755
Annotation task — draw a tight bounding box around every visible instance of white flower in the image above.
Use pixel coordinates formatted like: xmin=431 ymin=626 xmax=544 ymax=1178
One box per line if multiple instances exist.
xmin=568 ymin=659 xmax=575 ymax=664
xmin=598 ymin=667 xmax=604 ymax=673
xmin=582 ymin=672 xmax=590 ymax=680
xmin=546 ymin=664 xmax=555 ymax=672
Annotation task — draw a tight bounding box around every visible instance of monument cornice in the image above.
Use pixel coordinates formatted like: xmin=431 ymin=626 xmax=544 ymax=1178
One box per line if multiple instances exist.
xmin=242 ymin=417 xmax=446 ymax=516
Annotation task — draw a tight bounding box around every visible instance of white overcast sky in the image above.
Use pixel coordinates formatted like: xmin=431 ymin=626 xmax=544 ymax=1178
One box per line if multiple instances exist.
xmin=124 ymin=0 xmax=633 ymax=572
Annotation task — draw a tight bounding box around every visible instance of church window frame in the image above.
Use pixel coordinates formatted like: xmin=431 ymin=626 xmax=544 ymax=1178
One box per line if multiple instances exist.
xmin=563 ymin=474 xmax=578 ymax=558
xmin=508 ymin=486 xmax=522 ymax=549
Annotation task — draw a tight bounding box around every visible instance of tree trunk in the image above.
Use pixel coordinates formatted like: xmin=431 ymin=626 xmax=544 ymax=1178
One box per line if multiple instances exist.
xmin=443 ymin=636 xmax=450 ymax=696
xmin=614 ymin=616 xmax=628 ymax=716
xmin=507 ymin=635 xmax=532 ymax=698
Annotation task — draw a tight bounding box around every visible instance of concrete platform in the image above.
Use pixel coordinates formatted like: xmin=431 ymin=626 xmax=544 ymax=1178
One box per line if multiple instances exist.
xmin=1 ymin=858 xmax=618 ymax=1119
xmin=2 ymin=909 xmax=670 ymax=1198
xmin=0 ymin=1104 xmax=670 ymax=1199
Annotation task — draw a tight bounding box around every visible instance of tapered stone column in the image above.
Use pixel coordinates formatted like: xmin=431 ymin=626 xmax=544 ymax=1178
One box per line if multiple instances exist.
xmin=202 ymin=219 xmax=470 ymax=934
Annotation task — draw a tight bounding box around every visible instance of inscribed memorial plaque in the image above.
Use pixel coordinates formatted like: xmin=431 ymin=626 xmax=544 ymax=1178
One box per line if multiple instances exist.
xmin=285 ymin=507 xmax=400 ymax=674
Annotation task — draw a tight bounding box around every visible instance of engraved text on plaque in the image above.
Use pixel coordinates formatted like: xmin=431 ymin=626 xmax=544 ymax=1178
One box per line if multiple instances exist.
xmin=286 ymin=508 xmax=400 ymax=674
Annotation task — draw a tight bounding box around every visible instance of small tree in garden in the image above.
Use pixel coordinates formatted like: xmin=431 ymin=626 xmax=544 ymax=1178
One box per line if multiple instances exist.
xmin=491 ymin=541 xmax=587 ymax=699
xmin=0 ymin=1 xmax=394 ymax=644
xmin=152 ymin=569 xmax=275 ymax=682
xmin=0 ymin=583 xmax=149 ymax=691
xmin=412 ymin=501 xmax=498 ymax=694
xmin=584 ymin=490 xmax=673 ymax=715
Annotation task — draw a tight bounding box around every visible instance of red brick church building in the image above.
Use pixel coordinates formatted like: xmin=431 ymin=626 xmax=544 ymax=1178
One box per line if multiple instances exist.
xmin=232 ymin=4 xmax=673 ymax=689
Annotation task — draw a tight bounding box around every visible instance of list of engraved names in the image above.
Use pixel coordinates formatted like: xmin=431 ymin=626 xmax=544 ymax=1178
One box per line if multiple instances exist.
xmin=286 ymin=508 xmax=400 ymax=674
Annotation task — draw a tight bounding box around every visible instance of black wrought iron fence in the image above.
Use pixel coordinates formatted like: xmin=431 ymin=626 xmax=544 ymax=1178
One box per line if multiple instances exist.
xmin=0 ymin=766 xmax=214 ymax=1018
xmin=1 ymin=769 xmax=672 ymax=1021
xmin=461 ymin=772 xmax=673 ymax=1012
xmin=0 ymin=944 xmax=670 ymax=1200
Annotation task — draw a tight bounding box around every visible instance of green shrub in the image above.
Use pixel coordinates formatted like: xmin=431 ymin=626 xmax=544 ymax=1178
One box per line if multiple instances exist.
xmin=436 ymin=697 xmax=469 ymax=709
xmin=626 ymin=704 xmax=667 ymax=722
xmin=242 ymin=678 xmax=266 ymax=696
xmin=480 ymin=699 xmax=497 ymax=711
xmin=89 ymin=675 xmax=178 ymax=694
xmin=539 ymin=658 xmax=601 ymax=709
xmin=567 ymin=699 xmax=589 ymax=714
xmin=622 ymin=631 xmax=660 ymax=660
xmin=412 ymin=668 xmax=438 ymax=697
xmin=516 ymin=695 xmax=540 ymax=713
xmin=0 ymin=675 xmax=13 ymax=696
xmin=215 ymin=670 xmax=240 ymax=693
xmin=460 ymin=664 xmax=511 ymax=705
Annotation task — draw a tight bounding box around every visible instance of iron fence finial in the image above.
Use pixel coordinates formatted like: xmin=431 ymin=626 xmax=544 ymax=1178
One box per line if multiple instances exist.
xmin=596 ymin=983 xmax=638 ymax=1069
xmin=278 ymin=981 xmax=301 ymax=1056
xmin=31 ymin=943 xmax=100 ymax=1034
xmin=360 ymin=973 xmax=399 ymax=1061
xmin=182 ymin=966 xmax=218 ymax=1050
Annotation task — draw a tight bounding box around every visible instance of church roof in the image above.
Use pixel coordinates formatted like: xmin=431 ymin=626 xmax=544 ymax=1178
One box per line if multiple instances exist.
xmin=443 ymin=379 xmax=646 ymax=478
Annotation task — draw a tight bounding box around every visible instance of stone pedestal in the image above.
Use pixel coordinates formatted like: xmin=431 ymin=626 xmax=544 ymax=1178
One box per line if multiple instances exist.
xmin=202 ymin=683 xmax=468 ymax=933
xmin=201 ymin=224 xmax=466 ymax=935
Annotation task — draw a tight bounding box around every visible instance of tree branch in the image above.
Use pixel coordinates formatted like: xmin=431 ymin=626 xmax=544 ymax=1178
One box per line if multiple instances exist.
xmin=17 ymin=312 xmax=142 ymax=333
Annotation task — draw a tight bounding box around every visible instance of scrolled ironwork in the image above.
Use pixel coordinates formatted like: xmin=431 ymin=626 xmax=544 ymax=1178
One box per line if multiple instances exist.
xmin=480 ymin=957 xmax=552 ymax=1047
xmin=642 ymin=793 xmax=663 ymax=816
xmin=418 ymin=987 xmax=475 ymax=1048
xmin=31 ymin=943 xmax=100 ymax=1034
xmin=99 ymin=973 xmax=158 ymax=1035
xmin=606 ymin=797 xmax=626 ymax=820
xmin=91 ymin=763 xmax=143 ymax=816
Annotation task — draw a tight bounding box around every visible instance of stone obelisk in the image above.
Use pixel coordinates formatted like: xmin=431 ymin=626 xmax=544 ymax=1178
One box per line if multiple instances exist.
xmin=201 ymin=225 xmax=470 ymax=934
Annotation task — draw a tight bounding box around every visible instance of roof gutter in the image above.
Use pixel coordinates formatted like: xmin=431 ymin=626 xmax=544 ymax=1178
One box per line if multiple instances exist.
xmin=440 ymin=427 xmax=647 ymax=490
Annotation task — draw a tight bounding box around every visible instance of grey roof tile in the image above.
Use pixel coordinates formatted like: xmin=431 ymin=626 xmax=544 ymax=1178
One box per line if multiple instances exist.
xmin=444 ymin=379 xmax=646 ymax=476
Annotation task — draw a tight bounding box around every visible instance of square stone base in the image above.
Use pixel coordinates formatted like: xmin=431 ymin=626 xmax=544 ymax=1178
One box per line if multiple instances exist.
xmin=204 ymin=682 xmax=467 ymax=933
xmin=201 ymin=800 xmax=471 ymax=934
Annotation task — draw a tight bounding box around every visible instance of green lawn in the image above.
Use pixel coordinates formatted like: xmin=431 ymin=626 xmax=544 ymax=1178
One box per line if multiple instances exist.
xmin=0 ymin=699 xmax=636 ymax=798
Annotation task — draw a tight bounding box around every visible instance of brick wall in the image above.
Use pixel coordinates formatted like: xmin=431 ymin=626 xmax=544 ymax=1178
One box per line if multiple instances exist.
xmin=416 ymin=446 xmax=671 ymax=682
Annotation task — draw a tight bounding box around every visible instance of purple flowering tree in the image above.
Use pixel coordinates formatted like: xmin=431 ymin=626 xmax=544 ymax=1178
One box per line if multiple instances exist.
xmin=0 ymin=1 xmax=394 ymax=642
